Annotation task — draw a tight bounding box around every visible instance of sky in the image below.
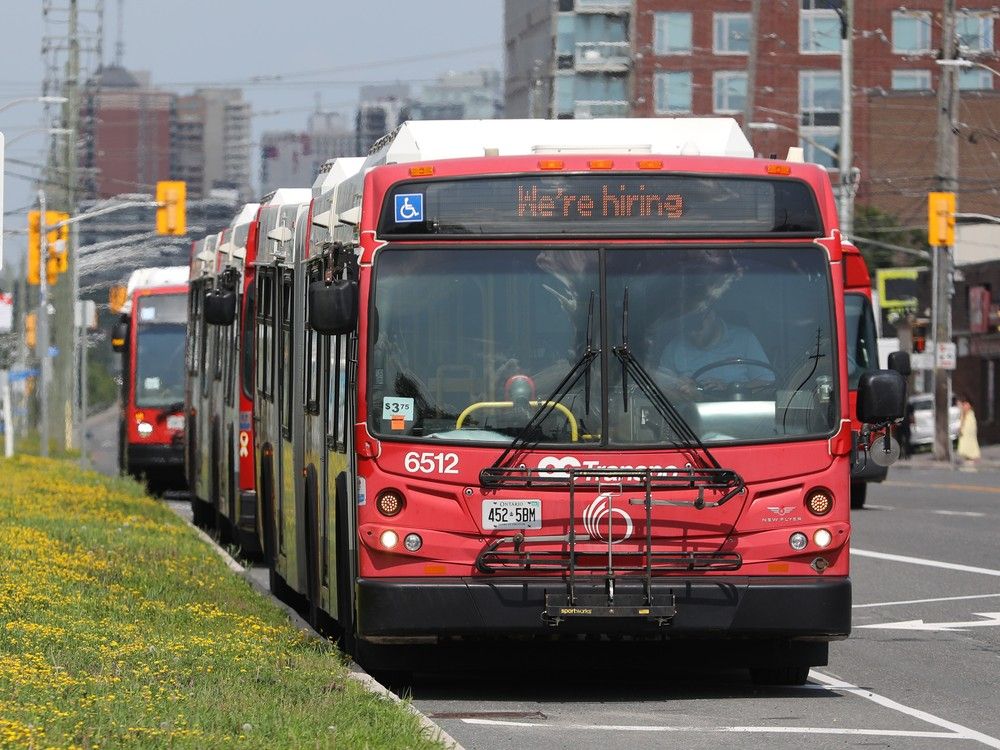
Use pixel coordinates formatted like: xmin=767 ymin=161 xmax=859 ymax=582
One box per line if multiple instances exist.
xmin=1 ymin=0 xmax=503 ymax=270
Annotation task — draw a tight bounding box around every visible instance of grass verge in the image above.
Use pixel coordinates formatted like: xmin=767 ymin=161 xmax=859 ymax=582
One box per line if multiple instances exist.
xmin=0 ymin=456 xmax=445 ymax=749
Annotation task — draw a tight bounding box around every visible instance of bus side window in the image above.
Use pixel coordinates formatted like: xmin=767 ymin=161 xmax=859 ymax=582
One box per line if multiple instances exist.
xmin=256 ymin=270 xmax=274 ymax=401
xmin=303 ymin=262 xmax=322 ymax=414
xmin=241 ymin=281 xmax=255 ymax=400
xmin=280 ymin=271 xmax=294 ymax=434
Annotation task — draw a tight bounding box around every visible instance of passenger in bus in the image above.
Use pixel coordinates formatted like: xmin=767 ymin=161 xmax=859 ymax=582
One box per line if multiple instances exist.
xmin=659 ymin=304 xmax=775 ymax=393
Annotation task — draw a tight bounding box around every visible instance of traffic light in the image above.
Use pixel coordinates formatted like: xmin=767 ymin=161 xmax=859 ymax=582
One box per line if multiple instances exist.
xmin=27 ymin=210 xmax=70 ymax=286
xmin=109 ymin=285 xmax=127 ymax=313
xmin=912 ymin=321 xmax=928 ymax=354
xmin=156 ymin=181 xmax=186 ymax=236
xmin=25 ymin=312 xmax=36 ymax=349
xmin=928 ymin=192 xmax=955 ymax=247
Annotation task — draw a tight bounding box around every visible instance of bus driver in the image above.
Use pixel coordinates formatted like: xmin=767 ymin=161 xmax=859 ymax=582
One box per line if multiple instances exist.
xmin=659 ymin=304 xmax=775 ymax=393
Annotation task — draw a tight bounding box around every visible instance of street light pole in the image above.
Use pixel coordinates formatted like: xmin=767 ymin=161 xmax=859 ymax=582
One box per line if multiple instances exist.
xmin=36 ymin=190 xmax=50 ymax=458
xmin=0 ymin=96 xmax=67 ymax=115
xmin=838 ymin=0 xmax=855 ymax=237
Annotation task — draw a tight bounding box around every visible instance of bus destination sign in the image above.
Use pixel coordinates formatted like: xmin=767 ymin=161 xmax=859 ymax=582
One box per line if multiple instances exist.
xmin=379 ymin=174 xmax=821 ymax=237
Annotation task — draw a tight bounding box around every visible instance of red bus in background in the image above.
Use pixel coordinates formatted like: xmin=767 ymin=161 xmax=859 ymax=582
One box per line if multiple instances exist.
xmin=257 ymin=119 xmax=906 ymax=682
xmin=842 ymin=241 xmax=892 ymax=509
xmin=112 ymin=267 xmax=189 ymax=489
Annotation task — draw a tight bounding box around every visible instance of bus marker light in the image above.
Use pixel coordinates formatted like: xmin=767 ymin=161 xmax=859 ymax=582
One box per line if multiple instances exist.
xmin=404 ymin=533 xmax=422 ymax=552
xmin=588 ymin=159 xmax=614 ymax=170
xmin=789 ymin=532 xmax=808 ymax=551
xmin=409 ymin=166 xmax=435 ymax=177
xmin=814 ymin=529 xmax=833 ymax=548
xmin=637 ymin=159 xmax=663 ymax=170
xmin=806 ymin=489 xmax=833 ymax=516
xmin=767 ymin=562 xmax=790 ymax=573
xmin=424 ymin=564 xmax=447 ymax=574
xmin=137 ymin=422 xmax=153 ymax=437
xmin=380 ymin=530 xmax=399 ymax=549
xmin=766 ymin=164 xmax=792 ymax=176
xmin=376 ymin=489 xmax=404 ymax=517
xmin=538 ymin=159 xmax=564 ymax=171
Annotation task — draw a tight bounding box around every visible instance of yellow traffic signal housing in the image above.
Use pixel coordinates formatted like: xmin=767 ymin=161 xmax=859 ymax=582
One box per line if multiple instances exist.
xmin=25 ymin=312 xmax=37 ymax=349
xmin=928 ymin=192 xmax=956 ymax=247
xmin=27 ymin=211 xmax=40 ymax=285
xmin=156 ymin=181 xmax=187 ymax=236
xmin=27 ymin=210 xmax=70 ymax=285
xmin=109 ymin=285 xmax=128 ymax=313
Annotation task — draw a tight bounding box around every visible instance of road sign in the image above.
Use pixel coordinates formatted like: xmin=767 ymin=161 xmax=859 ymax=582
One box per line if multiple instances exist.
xmin=937 ymin=341 xmax=957 ymax=370
xmin=0 ymin=292 xmax=12 ymax=333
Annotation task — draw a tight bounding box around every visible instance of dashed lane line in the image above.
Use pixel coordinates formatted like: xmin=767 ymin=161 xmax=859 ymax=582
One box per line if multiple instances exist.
xmin=854 ymin=592 xmax=1000 ymax=609
xmin=460 ymin=718 xmax=960 ymax=741
xmin=852 ymin=548 xmax=1000 ymax=577
xmin=884 ymin=480 xmax=1000 ymax=495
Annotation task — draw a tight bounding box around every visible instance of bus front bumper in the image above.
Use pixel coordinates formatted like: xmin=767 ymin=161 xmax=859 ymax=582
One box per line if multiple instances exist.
xmin=355 ymin=576 xmax=850 ymax=641
xmin=126 ymin=443 xmax=184 ymax=471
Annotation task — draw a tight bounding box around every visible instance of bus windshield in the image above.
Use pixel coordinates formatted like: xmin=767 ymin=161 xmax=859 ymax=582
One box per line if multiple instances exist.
xmin=370 ymin=245 xmax=836 ymax=446
xmin=136 ymin=323 xmax=187 ymax=408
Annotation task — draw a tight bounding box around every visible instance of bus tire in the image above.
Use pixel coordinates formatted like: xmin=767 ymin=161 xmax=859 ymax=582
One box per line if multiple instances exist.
xmin=850 ymin=481 xmax=867 ymax=509
xmin=750 ymin=665 xmax=810 ymax=686
xmin=191 ymin=497 xmax=213 ymax=528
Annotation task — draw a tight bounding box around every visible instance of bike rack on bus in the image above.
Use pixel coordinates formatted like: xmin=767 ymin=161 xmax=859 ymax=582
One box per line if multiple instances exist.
xmin=476 ymin=466 xmax=745 ymax=626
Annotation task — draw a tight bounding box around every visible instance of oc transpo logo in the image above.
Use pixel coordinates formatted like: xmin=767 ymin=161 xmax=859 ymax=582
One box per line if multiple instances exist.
xmin=583 ymin=493 xmax=634 ymax=544
xmin=537 ymin=457 xmax=635 ymax=544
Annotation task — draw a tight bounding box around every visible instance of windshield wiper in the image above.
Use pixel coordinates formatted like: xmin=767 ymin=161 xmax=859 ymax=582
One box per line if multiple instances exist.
xmin=612 ymin=287 xmax=721 ymax=470
xmin=482 ymin=290 xmax=598 ymax=486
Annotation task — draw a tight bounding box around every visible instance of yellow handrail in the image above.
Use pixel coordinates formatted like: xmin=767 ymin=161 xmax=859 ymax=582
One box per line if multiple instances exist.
xmin=456 ymin=400 xmax=579 ymax=442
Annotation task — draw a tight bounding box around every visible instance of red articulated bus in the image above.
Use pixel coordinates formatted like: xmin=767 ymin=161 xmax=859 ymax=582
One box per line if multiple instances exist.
xmin=184 ymin=205 xmax=266 ymax=552
xmin=254 ymin=119 xmax=906 ymax=682
xmin=112 ymin=266 xmax=189 ymax=488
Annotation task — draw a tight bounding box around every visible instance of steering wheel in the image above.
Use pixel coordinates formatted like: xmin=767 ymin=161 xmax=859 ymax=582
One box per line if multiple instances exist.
xmin=690 ymin=358 xmax=777 ymax=392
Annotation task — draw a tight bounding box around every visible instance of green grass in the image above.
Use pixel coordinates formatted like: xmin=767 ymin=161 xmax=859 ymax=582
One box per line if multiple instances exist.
xmin=0 ymin=456 xmax=445 ymax=749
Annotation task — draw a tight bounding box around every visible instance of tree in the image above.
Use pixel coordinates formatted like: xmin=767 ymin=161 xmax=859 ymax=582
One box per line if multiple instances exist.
xmin=852 ymin=204 xmax=929 ymax=270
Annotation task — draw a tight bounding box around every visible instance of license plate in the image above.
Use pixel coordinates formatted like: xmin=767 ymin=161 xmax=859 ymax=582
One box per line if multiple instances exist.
xmin=482 ymin=499 xmax=542 ymax=530
xmin=166 ymin=415 xmax=185 ymax=430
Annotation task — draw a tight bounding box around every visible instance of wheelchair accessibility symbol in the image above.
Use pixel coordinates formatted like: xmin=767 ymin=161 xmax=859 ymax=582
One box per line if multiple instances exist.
xmin=394 ymin=193 xmax=424 ymax=223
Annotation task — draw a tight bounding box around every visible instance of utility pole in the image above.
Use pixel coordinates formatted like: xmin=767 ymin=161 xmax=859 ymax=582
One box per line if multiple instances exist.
xmin=37 ymin=192 xmax=51 ymax=458
xmin=838 ymin=0 xmax=855 ymax=237
xmin=933 ymin=0 xmax=958 ymax=462
xmin=742 ymin=0 xmax=760 ymax=141
xmin=51 ymin=0 xmax=81 ymax=452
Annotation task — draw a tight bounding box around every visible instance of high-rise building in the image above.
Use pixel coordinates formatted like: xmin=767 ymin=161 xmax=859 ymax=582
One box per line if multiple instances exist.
xmin=410 ymin=69 xmax=503 ymax=120
xmin=173 ymin=88 xmax=252 ymax=201
xmin=81 ymin=66 xmax=175 ymax=199
xmin=504 ymin=0 xmax=631 ymax=119
xmin=356 ymin=84 xmax=412 ymax=155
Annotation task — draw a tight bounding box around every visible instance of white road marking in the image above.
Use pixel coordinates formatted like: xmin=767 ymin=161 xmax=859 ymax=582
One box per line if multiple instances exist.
xmin=461 ymin=718 xmax=959 ymax=739
xmin=934 ymin=510 xmax=988 ymax=518
xmin=853 ymin=548 xmax=1000 ymax=577
xmin=864 ymin=504 xmax=896 ymax=510
xmin=855 ymin=592 xmax=1000 ymax=609
xmin=809 ymin=670 xmax=1000 ymax=749
xmin=858 ymin=612 xmax=1000 ymax=632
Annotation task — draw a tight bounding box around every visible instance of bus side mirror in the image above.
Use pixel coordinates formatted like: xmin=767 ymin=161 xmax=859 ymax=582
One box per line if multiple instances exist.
xmin=111 ymin=321 xmax=128 ymax=352
xmin=857 ymin=369 xmax=906 ymax=424
xmin=204 ymin=288 xmax=237 ymax=326
xmin=888 ymin=351 xmax=911 ymax=377
xmin=308 ymin=279 xmax=357 ymax=335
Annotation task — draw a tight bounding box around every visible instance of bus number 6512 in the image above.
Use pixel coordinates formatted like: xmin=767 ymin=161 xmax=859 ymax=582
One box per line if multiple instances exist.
xmin=404 ymin=451 xmax=460 ymax=475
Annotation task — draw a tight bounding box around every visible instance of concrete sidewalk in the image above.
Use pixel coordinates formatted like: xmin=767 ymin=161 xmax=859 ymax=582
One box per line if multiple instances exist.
xmin=893 ymin=440 xmax=1000 ymax=471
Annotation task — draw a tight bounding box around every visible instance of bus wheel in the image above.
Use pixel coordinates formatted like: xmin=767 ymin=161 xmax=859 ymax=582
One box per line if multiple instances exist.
xmin=750 ymin=665 xmax=810 ymax=686
xmin=850 ymin=481 xmax=867 ymax=510
xmin=191 ymin=498 xmax=213 ymax=528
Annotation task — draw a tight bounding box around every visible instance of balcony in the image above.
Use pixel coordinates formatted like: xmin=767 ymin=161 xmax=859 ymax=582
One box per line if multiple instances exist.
xmin=574 ymin=100 xmax=630 ymax=119
xmin=574 ymin=0 xmax=630 ymax=14
xmin=575 ymin=41 xmax=631 ymax=72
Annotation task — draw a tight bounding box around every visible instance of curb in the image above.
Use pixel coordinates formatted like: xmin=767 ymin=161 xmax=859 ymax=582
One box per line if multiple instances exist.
xmin=173 ymin=504 xmax=465 ymax=750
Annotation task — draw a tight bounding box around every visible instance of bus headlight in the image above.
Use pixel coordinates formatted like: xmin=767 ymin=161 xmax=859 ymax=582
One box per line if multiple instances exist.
xmin=789 ymin=532 xmax=808 ymax=551
xmin=380 ymin=530 xmax=399 ymax=549
xmin=813 ymin=529 xmax=833 ymax=548
xmin=137 ymin=422 xmax=153 ymax=436
xmin=404 ymin=533 xmax=422 ymax=552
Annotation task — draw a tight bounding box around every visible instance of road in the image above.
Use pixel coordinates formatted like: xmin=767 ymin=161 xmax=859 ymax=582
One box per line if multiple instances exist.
xmin=84 ymin=412 xmax=1000 ymax=748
